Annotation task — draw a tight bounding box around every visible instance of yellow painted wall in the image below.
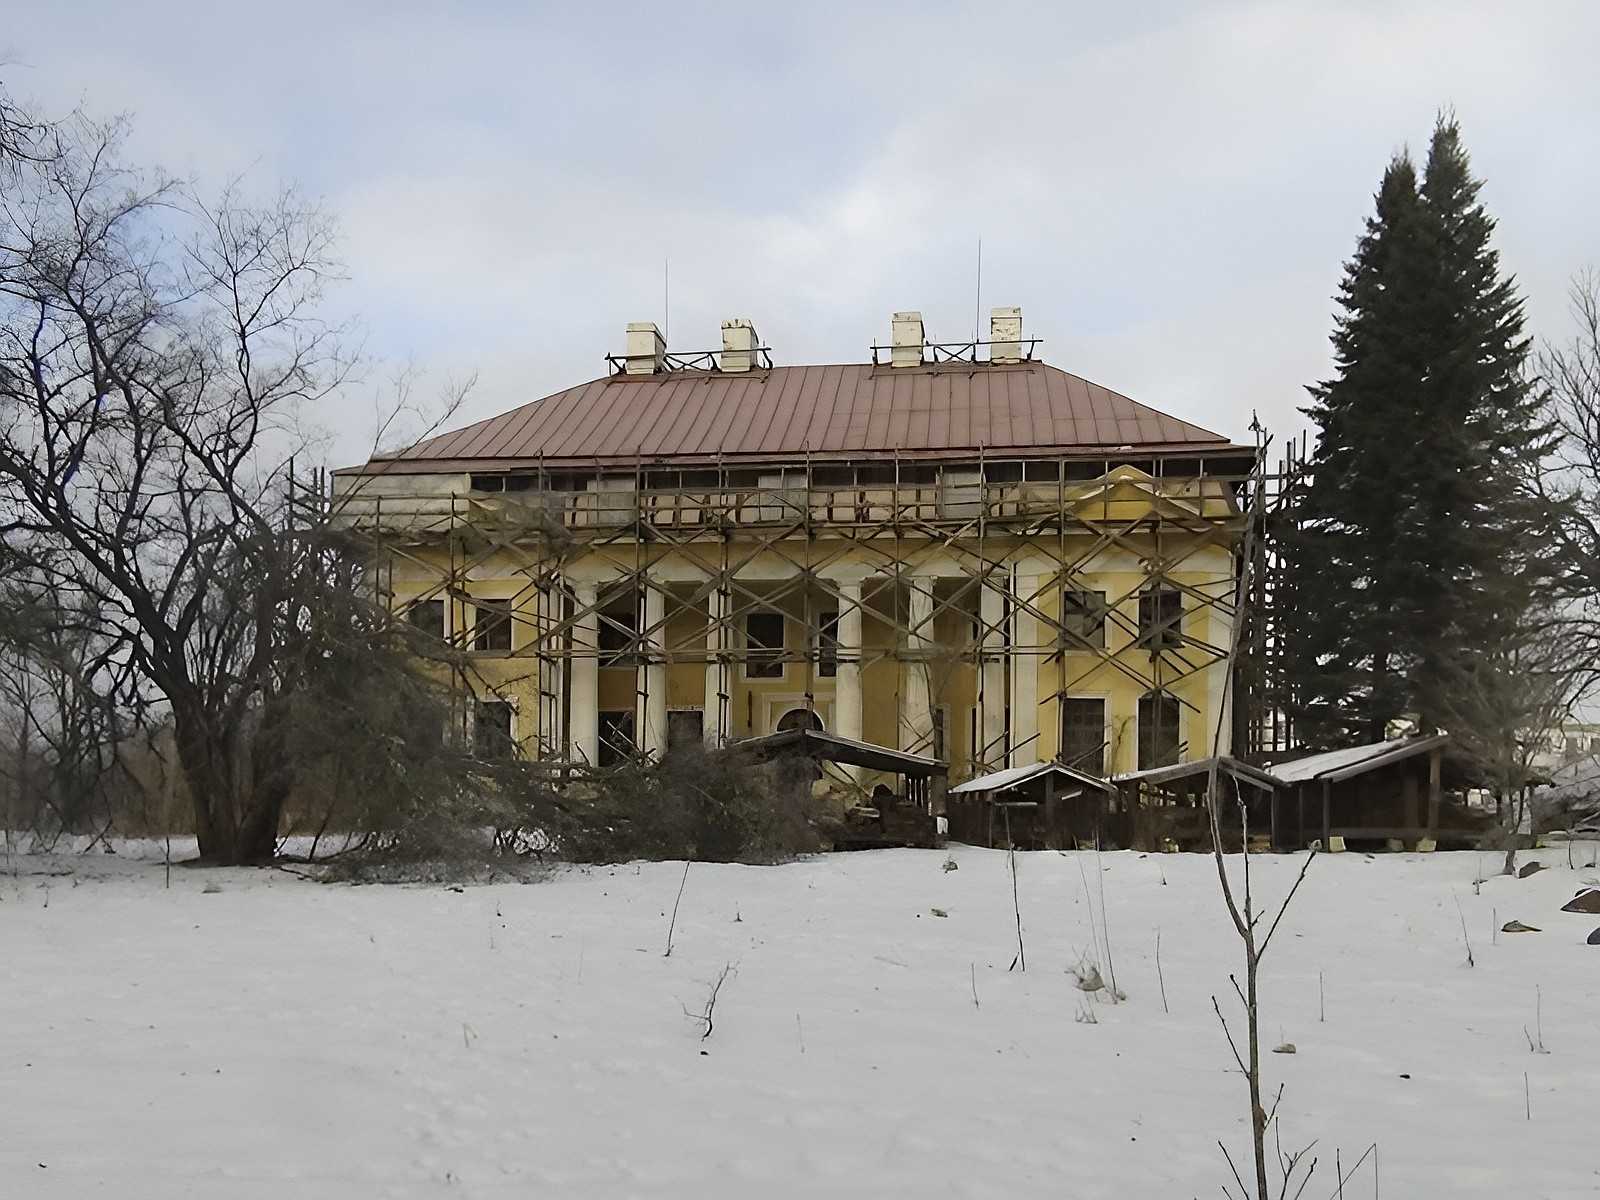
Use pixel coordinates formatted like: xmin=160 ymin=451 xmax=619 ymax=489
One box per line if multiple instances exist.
xmin=381 ymin=476 xmax=1238 ymax=783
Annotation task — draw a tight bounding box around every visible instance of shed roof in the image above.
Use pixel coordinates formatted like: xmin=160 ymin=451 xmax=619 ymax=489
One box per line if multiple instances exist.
xmin=735 ymin=728 xmax=947 ymax=776
xmin=346 ymin=360 xmax=1247 ymax=472
xmin=1273 ymin=735 xmax=1447 ymax=785
xmin=1111 ymin=736 xmax=1450 ymax=795
xmin=950 ymin=760 xmax=1115 ymax=795
xmin=1112 ymin=756 xmax=1281 ymax=792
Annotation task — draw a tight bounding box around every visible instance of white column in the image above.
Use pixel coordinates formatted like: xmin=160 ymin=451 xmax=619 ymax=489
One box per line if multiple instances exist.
xmin=568 ymin=580 xmax=599 ymax=766
xmin=979 ymin=573 xmax=1007 ymax=770
xmin=1010 ymin=566 xmax=1040 ymax=766
xmin=834 ymin=580 xmax=864 ymax=746
xmin=540 ymin=583 xmax=563 ymax=759
xmin=704 ymin=584 xmax=729 ymax=746
xmin=902 ymin=577 xmax=935 ymax=755
xmin=638 ymin=582 xmax=669 ymax=760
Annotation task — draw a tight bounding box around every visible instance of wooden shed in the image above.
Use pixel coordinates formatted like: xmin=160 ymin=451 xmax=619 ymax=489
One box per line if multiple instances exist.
xmin=1110 ymin=736 xmax=1491 ymax=852
xmin=737 ymin=727 xmax=948 ymax=849
xmin=1112 ymin=756 xmax=1282 ymax=851
xmin=1268 ymin=734 xmax=1488 ymax=850
xmin=946 ymin=761 xmax=1117 ymax=849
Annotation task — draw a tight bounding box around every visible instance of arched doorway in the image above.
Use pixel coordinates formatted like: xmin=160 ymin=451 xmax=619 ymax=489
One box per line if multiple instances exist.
xmin=776 ymin=707 xmax=824 ymax=734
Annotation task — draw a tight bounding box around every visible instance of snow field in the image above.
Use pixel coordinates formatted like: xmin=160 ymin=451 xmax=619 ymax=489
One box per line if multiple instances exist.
xmin=1 ymin=844 xmax=1597 ymax=1198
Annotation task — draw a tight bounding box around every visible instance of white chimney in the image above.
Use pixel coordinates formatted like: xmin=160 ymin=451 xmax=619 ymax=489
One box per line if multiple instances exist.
xmin=890 ymin=311 xmax=924 ymax=368
xmin=624 ymin=321 xmax=667 ymax=375
xmin=720 ymin=318 xmax=760 ymax=373
xmin=989 ymin=306 xmax=1022 ymax=364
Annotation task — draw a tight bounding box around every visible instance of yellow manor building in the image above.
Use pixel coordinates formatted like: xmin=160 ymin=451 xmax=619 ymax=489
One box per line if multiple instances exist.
xmin=335 ymin=309 xmax=1254 ymax=791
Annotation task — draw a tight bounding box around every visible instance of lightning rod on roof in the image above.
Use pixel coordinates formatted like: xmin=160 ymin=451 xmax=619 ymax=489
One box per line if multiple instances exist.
xmin=973 ymin=237 xmax=983 ymax=345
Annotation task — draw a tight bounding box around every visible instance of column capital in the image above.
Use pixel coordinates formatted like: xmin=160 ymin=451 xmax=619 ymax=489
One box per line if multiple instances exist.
xmin=817 ymin=565 xmax=874 ymax=585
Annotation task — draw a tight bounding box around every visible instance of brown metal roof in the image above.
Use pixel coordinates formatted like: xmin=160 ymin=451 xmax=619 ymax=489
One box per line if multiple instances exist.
xmin=353 ymin=360 xmax=1245 ymax=472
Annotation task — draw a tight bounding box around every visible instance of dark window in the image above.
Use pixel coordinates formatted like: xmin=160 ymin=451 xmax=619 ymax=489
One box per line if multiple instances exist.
xmin=1066 ymin=460 xmax=1107 ymax=481
xmin=817 ymin=611 xmax=839 ymax=678
xmin=598 ymin=710 xmax=635 ymax=767
xmin=1060 ymin=698 xmax=1106 ymax=775
xmin=745 ymin=612 xmax=785 ymax=678
xmin=406 ymin=598 xmax=445 ymax=640
xmin=1062 ymin=589 xmax=1107 ymax=650
xmin=932 ymin=707 xmax=947 ymax=762
xmin=1137 ymin=587 xmax=1183 ymax=650
xmin=474 ymin=600 xmax=513 ymax=652
xmin=473 ymin=699 xmax=514 ymax=758
xmin=469 ymin=473 xmax=505 ymax=492
xmin=598 ymin=603 xmax=638 ymax=668
xmin=667 ymin=709 xmax=703 ymax=752
xmin=418 ymin=711 xmax=447 ymax=748
xmin=1137 ymin=691 xmax=1181 ymax=770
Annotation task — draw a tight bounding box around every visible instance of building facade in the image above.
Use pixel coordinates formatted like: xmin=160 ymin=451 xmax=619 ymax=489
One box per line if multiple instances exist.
xmin=334 ymin=310 xmax=1255 ymax=789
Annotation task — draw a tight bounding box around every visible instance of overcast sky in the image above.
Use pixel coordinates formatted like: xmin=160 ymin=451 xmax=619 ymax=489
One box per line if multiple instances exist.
xmin=10 ymin=1 xmax=1600 ymax=466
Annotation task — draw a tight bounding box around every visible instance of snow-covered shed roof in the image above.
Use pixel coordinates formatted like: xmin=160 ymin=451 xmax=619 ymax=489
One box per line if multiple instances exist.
xmin=1112 ymin=755 xmax=1280 ymax=792
xmin=950 ymin=760 xmax=1114 ymax=796
xmin=1272 ymin=735 xmax=1447 ymax=785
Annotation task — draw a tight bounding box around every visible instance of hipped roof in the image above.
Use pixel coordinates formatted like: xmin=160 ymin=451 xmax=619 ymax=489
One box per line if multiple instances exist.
xmin=346 ymin=360 xmax=1247 ymax=473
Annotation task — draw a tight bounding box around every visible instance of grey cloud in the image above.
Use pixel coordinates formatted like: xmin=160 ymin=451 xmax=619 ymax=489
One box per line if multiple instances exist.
xmin=11 ymin=0 xmax=1599 ymax=468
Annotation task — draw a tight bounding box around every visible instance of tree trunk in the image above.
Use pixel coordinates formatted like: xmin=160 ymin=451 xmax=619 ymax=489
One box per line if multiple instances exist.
xmin=169 ymin=700 xmax=283 ymax=865
xmin=1501 ymin=791 xmax=1523 ymax=877
xmin=1246 ymin=944 xmax=1268 ymax=1200
xmin=1369 ymin=646 xmax=1391 ymax=742
xmin=239 ymin=701 xmax=292 ymax=862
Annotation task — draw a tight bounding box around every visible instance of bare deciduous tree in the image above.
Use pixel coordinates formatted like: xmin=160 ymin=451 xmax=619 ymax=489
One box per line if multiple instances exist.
xmin=1539 ymin=269 xmax=1600 ymax=683
xmin=0 ymin=79 xmax=44 ymax=168
xmin=1203 ymin=462 xmax=1321 ymax=1200
xmin=0 ymin=93 xmax=352 ymax=863
xmin=1207 ymin=778 xmax=1319 ymax=1200
xmin=1433 ymin=605 xmax=1584 ymax=874
xmin=0 ymin=584 xmax=129 ymax=846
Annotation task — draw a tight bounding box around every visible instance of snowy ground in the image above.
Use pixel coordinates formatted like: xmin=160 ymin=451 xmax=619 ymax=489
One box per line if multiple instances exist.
xmin=2 ymin=842 xmax=1597 ymax=1199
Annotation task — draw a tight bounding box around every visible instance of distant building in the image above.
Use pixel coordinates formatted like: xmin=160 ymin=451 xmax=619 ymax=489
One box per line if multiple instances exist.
xmin=334 ymin=310 xmax=1254 ymax=792
xmin=1529 ymin=720 xmax=1600 ymax=775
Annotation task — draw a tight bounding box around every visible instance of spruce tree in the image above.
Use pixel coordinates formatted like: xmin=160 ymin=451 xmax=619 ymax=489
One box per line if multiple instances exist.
xmin=1288 ymin=115 xmax=1549 ymax=747
xmin=1408 ymin=117 xmax=1553 ymax=733
xmin=1290 ymin=154 xmax=1431 ymax=746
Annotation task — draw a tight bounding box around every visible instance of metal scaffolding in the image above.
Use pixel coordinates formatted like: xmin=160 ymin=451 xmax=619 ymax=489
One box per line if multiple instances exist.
xmin=320 ymin=444 xmax=1302 ymax=782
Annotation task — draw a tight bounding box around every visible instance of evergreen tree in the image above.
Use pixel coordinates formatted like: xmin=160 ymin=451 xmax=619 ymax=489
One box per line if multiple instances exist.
xmin=1289 ymin=154 xmax=1431 ymax=746
xmin=1408 ymin=118 xmax=1554 ymax=731
xmin=1288 ymin=116 xmax=1551 ymax=747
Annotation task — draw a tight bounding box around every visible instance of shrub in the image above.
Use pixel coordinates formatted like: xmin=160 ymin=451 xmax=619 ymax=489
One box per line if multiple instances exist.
xmin=562 ymin=742 xmax=822 ymax=864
